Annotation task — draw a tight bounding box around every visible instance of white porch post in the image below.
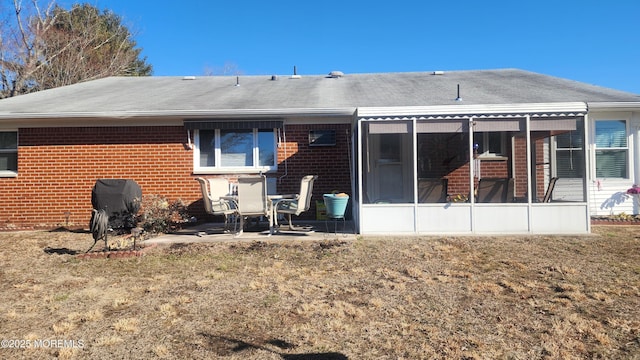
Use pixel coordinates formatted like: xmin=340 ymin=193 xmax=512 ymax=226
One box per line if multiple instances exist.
xmin=525 ymin=115 xmax=533 ymax=232
xmin=356 ymin=118 xmax=364 ymax=233
xmin=634 ymin=115 xmax=640 ymax=214
xmin=468 ymin=117 xmax=476 ymax=231
xmin=584 ymin=115 xmax=592 ymax=231
xmin=411 ymin=117 xmax=418 ymax=233
xmin=634 ymin=118 xmax=640 ymax=186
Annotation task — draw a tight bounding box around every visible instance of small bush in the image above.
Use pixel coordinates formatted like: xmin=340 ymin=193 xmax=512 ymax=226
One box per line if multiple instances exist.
xmin=137 ymin=194 xmax=190 ymax=234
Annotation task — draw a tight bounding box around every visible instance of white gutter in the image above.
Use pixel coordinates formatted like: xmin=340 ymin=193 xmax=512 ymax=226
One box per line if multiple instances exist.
xmin=0 ymin=107 xmax=357 ymax=120
xmin=587 ymin=102 xmax=640 ymax=112
xmin=357 ymin=102 xmax=588 ymax=117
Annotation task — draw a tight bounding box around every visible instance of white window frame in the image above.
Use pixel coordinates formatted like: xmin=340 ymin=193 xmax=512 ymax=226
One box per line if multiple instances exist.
xmin=592 ymin=117 xmax=630 ymax=179
xmin=193 ymin=128 xmax=277 ymax=174
xmin=0 ymin=130 xmax=18 ymax=177
xmin=551 ymin=126 xmax=585 ymax=179
xmin=474 ymin=132 xmax=506 ymax=157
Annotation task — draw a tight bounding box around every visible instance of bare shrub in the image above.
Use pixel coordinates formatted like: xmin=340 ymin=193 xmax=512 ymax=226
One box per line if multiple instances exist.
xmin=136 ymin=194 xmax=190 ymax=233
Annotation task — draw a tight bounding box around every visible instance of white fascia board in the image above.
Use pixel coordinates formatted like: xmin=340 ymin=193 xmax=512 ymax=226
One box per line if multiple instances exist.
xmin=0 ymin=107 xmax=356 ymax=121
xmin=0 ymin=117 xmax=184 ymax=129
xmin=587 ymin=102 xmax=640 ymax=112
xmin=356 ymin=102 xmax=588 ymax=118
xmin=175 ymin=108 xmax=357 ymax=119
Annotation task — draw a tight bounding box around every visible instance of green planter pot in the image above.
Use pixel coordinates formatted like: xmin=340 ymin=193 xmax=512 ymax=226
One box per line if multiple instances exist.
xmin=323 ymin=194 xmax=349 ymax=219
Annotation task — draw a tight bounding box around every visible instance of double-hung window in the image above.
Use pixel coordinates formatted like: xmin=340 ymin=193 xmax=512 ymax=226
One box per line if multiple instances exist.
xmin=0 ymin=131 xmax=18 ymax=176
xmin=474 ymin=132 xmax=505 ymax=156
xmin=194 ymin=127 xmax=276 ymax=172
xmin=555 ymin=126 xmax=584 ymax=178
xmin=594 ymin=120 xmax=628 ymax=178
xmin=472 ymin=119 xmax=521 ymax=157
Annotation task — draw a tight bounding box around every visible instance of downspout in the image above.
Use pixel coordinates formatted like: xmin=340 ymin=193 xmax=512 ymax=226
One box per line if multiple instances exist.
xmin=186 ymin=129 xmax=193 ymax=150
xmin=278 ymin=124 xmax=288 ymax=183
xmin=346 ymin=125 xmax=354 ymax=203
xmin=346 ymin=127 xmax=353 ymax=187
xmin=347 ymin=123 xmax=357 ymax=230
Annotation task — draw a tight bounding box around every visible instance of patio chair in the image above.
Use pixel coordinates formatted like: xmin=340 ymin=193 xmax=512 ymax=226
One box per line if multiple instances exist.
xmin=275 ymin=175 xmax=318 ymax=230
xmin=235 ymin=175 xmax=270 ymax=236
xmin=476 ymin=178 xmax=514 ymax=203
xmin=418 ymin=178 xmax=448 ymax=203
xmin=208 ymin=178 xmax=231 ymax=199
xmin=542 ymin=177 xmax=558 ymax=203
xmin=195 ymin=177 xmax=235 ymax=231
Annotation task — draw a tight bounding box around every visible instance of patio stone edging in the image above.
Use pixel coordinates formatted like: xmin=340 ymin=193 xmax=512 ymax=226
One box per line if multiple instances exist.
xmin=76 ymin=243 xmax=158 ymax=260
xmin=591 ymin=219 xmax=640 ymax=225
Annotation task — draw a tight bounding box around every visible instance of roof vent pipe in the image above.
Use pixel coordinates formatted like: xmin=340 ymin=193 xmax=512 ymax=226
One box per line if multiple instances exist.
xmin=291 ymin=65 xmax=301 ymax=79
xmin=235 ymin=76 xmax=240 ymax=87
xmin=455 ymin=84 xmax=462 ymax=102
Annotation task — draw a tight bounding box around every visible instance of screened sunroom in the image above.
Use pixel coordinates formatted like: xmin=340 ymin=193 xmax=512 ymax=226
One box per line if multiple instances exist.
xmin=354 ymin=104 xmax=590 ymax=234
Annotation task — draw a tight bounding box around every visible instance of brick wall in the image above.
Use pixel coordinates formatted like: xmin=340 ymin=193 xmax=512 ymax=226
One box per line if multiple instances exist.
xmin=0 ymin=123 xmax=353 ymax=229
xmin=436 ymin=135 xmax=546 ymax=200
xmin=0 ymin=126 xmax=193 ymax=229
xmin=274 ymin=124 xmax=352 ymax=219
xmin=444 ymin=160 xmax=509 ymax=197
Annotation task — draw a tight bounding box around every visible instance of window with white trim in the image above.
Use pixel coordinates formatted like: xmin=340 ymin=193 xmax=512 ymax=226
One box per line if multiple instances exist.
xmin=595 ymin=120 xmax=628 ymax=178
xmin=194 ymin=128 xmax=276 ymax=172
xmin=555 ymin=126 xmax=584 ymax=178
xmin=0 ymin=131 xmax=17 ymax=175
xmin=474 ymin=132 xmax=505 ymax=156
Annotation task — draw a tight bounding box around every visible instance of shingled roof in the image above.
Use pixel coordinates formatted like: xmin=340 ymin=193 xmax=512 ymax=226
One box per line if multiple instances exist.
xmin=0 ymin=69 xmax=638 ymax=119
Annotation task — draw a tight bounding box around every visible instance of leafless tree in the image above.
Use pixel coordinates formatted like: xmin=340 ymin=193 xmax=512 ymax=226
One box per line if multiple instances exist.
xmin=203 ymin=61 xmax=243 ymax=76
xmin=0 ymin=0 xmax=151 ymax=98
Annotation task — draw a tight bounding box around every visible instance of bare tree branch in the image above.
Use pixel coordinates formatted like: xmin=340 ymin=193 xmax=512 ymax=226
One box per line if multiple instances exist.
xmin=0 ymin=0 xmax=151 ymax=98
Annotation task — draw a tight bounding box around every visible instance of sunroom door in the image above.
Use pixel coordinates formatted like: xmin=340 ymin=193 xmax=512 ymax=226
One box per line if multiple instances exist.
xmin=364 ymin=122 xmax=414 ymax=203
xmin=550 ymin=118 xmax=586 ymax=202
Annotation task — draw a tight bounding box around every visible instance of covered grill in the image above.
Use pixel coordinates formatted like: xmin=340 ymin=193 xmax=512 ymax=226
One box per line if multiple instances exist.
xmin=91 ymin=179 xmax=142 ymax=230
xmin=87 ymin=179 xmax=142 ymax=252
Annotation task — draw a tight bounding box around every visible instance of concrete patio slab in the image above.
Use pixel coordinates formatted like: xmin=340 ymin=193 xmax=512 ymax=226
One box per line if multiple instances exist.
xmin=144 ymin=220 xmax=356 ymax=245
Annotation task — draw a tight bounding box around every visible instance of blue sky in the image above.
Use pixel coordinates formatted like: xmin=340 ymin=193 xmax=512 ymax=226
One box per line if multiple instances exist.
xmin=81 ymin=0 xmax=639 ymax=94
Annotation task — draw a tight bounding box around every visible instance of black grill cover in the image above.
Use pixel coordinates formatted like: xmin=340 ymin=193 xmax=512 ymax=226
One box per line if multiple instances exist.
xmin=91 ymin=179 xmax=142 ymax=229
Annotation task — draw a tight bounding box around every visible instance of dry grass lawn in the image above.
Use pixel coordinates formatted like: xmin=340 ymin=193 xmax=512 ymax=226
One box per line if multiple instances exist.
xmin=0 ymin=226 xmax=639 ymax=359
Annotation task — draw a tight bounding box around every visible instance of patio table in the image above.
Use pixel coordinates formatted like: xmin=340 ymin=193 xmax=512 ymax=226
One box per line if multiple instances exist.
xmin=221 ymin=194 xmax=297 ymax=236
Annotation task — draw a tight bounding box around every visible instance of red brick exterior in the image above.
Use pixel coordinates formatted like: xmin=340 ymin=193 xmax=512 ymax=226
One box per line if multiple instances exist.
xmin=419 ymin=133 xmax=512 ymax=197
xmin=0 ymin=122 xmax=547 ymax=229
xmin=444 ymin=158 xmax=510 ymax=197
xmin=424 ymin=134 xmax=546 ymax=200
xmin=273 ymin=123 xmax=352 ymax=204
xmin=0 ymin=123 xmax=353 ymax=229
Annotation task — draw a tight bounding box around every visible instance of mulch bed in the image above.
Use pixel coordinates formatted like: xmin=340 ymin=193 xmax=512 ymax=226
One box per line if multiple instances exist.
xmin=591 ymin=216 xmax=640 ymax=225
